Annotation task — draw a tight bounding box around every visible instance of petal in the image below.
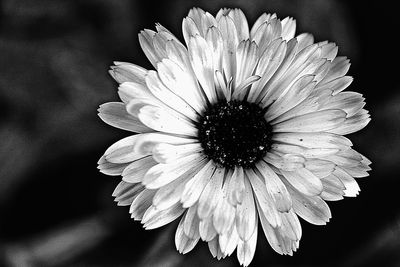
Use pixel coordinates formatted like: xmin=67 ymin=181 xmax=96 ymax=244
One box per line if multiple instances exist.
xmin=236 ymin=176 xmax=258 ymax=241
xmin=98 ymin=102 xmax=153 ymax=133
xmin=255 ymin=160 xmax=292 ymax=212
xmin=138 ymin=105 xmax=197 ymax=136
xmin=264 ymin=153 xmax=305 ymax=171
xmin=122 ymin=156 xmax=158 ymax=183
xmin=145 ymin=70 xmax=199 ymax=121
xmin=152 ymin=174 xmax=187 ymax=210
xmin=197 ymin=167 xmax=224 ymax=219
xmin=286 ymin=182 xmax=331 ymax=225
xmin=213 ymin=171 xmax=236 ymax=234
xmin=143 ymin=153 xmax=206 ymax=189
xmin=227 ymin=166 xmax=246 ymax=206
xmin=247 ymin=168 xmax=281 ymax=228
xmin=142 ymin=203 xmax=185 ymax=229
xmin=129 ymin=188 xmax=157 ymax=220
xmin=271 ymin=143 xmax=339 ymax=158
xmin=181 ymin=160 xmax=217 ymax=208
xmin=175 ymin=214 xmax=200 ymax=254
xmin=227 ymin=8 xmax=249 ymax=41
xmin=234 ymin=40 xmax=258 ymax=89
xmin=183 ymin=204 xmax=201 ymax=238
xmin=152 ymin=143 xmax=202 ymax=164
xmin=281 ymin=168 xmax=323 ymax=196
xmin=188 ymin=35 xmax=218 ymax=103
xmin=112 ymin=181 xmax=145 ymax=206
xmin=266 ymin=75 xmax=316 ymax=121
xmin=138 ymin=29 xmax=160 ymax=68
xmin=272 ymin=132 xmax=352 ymax=150
xmin=281 ymin=17 xmax=296 ymax=41
xmin=98 ymin=155 xmax=131 ymax=176
xmin=109 ymin=62 xmax=147 ymax=85
xmin=157 ymin=58 xmax=206 ymax=113
xmin=199 ymin=216 xmax=217 ymax=241
xmin=272 ymin=109 xmax=347 ymax=132
xmin=237 ymin=219 xmax=258 ymax=267
xmin=219 ymin=223 xmax=240 ymax=256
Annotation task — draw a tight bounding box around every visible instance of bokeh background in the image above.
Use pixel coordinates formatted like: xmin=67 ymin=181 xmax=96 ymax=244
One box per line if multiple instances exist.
xmin=0 ymin=0 xmax=399 ymax=266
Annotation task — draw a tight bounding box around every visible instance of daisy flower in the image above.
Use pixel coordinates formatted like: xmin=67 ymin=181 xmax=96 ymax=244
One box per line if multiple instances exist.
xmin=98 ymin=7 xmax=371 ymax=266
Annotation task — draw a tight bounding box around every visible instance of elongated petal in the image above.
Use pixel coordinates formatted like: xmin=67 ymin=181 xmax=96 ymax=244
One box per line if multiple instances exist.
xmin=236 ymin=176 xmax=258 ymax=241
xmin=273 ymin=109 xmax=347 ymax=132
xmin=255 ymin=160 xmax=292 ymax=212
xmin=281 ymin=168 xmax=323 ymax=196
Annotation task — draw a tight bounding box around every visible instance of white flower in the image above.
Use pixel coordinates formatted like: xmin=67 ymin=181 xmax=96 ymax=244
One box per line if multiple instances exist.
xmin=98 ymin=7 xmax=371 ymax=266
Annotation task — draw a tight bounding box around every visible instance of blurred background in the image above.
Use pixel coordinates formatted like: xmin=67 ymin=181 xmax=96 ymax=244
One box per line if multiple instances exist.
xmin=0 ymin=0 xmax=399 ymax=266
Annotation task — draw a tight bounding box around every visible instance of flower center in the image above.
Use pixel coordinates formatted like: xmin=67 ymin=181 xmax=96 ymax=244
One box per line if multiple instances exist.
xmin=197 ymin=100 xmax=272 ymax=169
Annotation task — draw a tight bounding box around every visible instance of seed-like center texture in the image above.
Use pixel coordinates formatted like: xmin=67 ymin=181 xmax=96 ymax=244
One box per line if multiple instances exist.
xmin=197 ymin=100 xmax=272 ymax=169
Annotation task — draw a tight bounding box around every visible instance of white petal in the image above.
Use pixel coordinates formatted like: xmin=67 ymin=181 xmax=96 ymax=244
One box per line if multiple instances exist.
xmin=208 ymin=236 xmax=225 ymax=260
xmin=271 ymin=143 xmax=339 ymax=158
xmin=255 ymin=160 xmax=292 ymax=212
xmin=281 ymin=17 xmax=296 ymax=41
xmin=129 ymin=188 xmax=157 ymax=220
xmin=227 ymin=166 xmax=246 ymax=206
xmin=333 ymin=167 xmax=360 ymax=197
xmin=152 ymin=174 xmax=187 ymax=210
xmin=175 ymin=214 xmax=200 ymax=254
xmin=182 ymin=17 xmax=201 ymax=46
xmin=322 ymin=92 xmax=365 ymax=117
xmin=286 ymin=182 xmax=331 ymax=225
xmin=320 ymin=56 xmax=350 ymax=84
xmin=152 ymin=143 xmax=202 ymax=164
xmin=218 ymin=14 xmax=238 ymax=81
xmin=219 ymin=223 xmax=240 ymax=256
xmin=157 ymin=58 xmax=206 ymax=113
xmin=232 ymin=75 xmax=260 ymax=100
xmin=234 ymin=40 xmax=258 ymax=88
xmin=281 ymin=168 xmax=323 ymax=196
xmin=183 ymin=204 xmax=201 ymax=238
xmin=315 ymin=76 xmax=353 ymax=95
xmin=188 ymin=35 xmax=218 ymax=103
xmin=237 ymin=220 xmax=258 ymax=267
xmin=252 ymin=18 xmax=282 ymax=53
xmin=122 ymin=156 xmax=158 ymax=183
xmin=266 ymin=75 xmax=315 ymax=121
xmin=296 ymin=33 xmax=314 ymax=51
xmin=250 ymin=13 xmax=276 ymax=38
xmin=236 ymin=176 xmax=258 ymax=241
xmin=272 ymin=132 xmax=352 ymax=150
xmin=248 ymin=39 xmax=287 ymax=102
xmin=138 ymin=29 xmax=159 ymax=68
xmin=258 ymin=206 xmax=299 ymax=256
xmin=320 ymin=175 xmax=345 ymax=201
xmin=142 ymin=203 xmax=185 ymax=229
xmin=143 ymin=153 xmax=206 ymax=189
xmin=205 ymin=27 xmax=224 ymax=73
xmin=138 ymin=105 xmax=197 ymax=136
xmin=104 ymin=135 xmax=146 ymax=163
xmin=247 ymin=168 xmax=281 ymax=228
xmin=98 ymin=155 xmax=130 ymax=176
xmin=272 ymin=109 xmax=347 ymax=132
xmin=197 ymin=167 xmax=224 ymax=219
xmin=112 ymin=181 xmax=144 ymax=206
xmin=98 ymin=102 xmax=152 ymax=133
xmin=199 ymin=216 xmax=217 ymax=241
xmin=109 ymin=62 xmax=147 ymax=85
xmin=181 ymin=160 xmax=217 ymax=208
xmin=227 ymin=8 xmax=249 ymax=41
xmin=145 ymin=70 xmax=199 ymax=121
xmin=132 ymin=133 xmax=196 ymax=156
xmin=305 ymin=159 xmax=336 ymax=178
xmin=213 ymin=171 xmax=236 ymax=234
xmin=264 ymin=153 xmax=305 ymax=171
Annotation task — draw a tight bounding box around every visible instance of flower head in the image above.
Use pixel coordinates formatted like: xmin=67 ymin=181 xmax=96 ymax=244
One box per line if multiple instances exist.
xmin=98 ymin=7 xmax=371 ymax=266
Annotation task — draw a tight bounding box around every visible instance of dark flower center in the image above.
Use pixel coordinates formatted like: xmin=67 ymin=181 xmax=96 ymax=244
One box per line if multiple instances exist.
xmin=197 ymin=100 xmax=272 ymax=169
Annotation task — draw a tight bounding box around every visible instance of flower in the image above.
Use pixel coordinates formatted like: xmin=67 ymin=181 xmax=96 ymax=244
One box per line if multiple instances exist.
xmin=98 ymin=7 xmax=371 ymax=266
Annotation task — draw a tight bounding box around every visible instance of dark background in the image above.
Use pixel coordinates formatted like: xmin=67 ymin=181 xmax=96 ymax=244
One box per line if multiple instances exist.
xmin=0 ymin=0 xmax=399 ymax=266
